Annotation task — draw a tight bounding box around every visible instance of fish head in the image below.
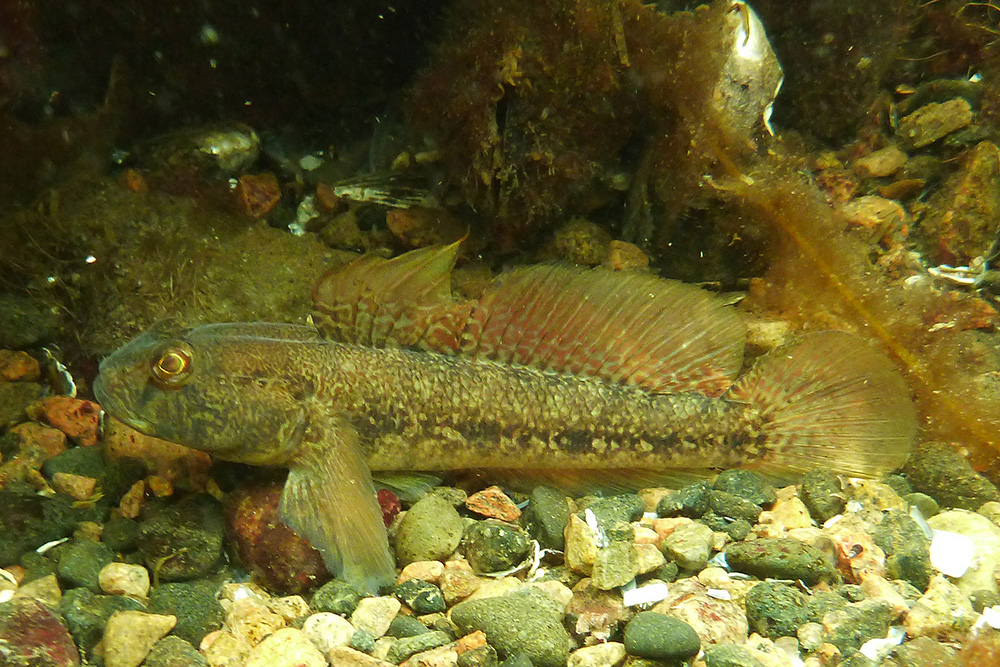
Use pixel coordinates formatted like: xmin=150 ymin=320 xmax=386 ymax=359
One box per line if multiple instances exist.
xmin=94 ymin=321 xmax=321 ymax=466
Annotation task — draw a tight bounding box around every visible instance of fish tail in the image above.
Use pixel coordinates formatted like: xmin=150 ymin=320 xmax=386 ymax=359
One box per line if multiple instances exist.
xmin=728 ymin=331 xmax=917 ymax=478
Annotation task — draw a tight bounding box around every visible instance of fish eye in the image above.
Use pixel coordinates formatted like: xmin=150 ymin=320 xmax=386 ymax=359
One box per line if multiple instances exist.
xmin=150 ymin=341 xmax=194 ymax=388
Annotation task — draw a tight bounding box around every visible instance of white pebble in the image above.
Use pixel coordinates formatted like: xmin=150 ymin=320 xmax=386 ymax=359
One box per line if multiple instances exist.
xmin=99 ymin=563 xmax=150 ymax=598
xmin=929 ymin=530 xmax=975 ymax=578
xmin=302 ymin=612 xmax=355 ymax=654
xmin=103 ymin=611 xmax=176 ymax=667
xmin=244 ymin=628 xmax=326 ymax=667
xmin=349 ymin=596 xmax=401 ymax=638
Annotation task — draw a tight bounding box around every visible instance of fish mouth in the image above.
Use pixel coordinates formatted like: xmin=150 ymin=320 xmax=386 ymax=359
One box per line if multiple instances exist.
xmin=93 ymin=371 xmax=154 ymax=434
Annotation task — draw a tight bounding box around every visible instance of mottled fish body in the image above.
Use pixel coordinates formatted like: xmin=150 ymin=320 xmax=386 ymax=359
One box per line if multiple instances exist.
xmin=94 ymin=244 xmax=917 ymax=593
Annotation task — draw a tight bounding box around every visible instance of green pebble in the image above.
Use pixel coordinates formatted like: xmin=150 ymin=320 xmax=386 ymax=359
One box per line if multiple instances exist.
xmin=463 ymin=519 xmax=532 ymax=574
xmin=709 ymin=490 xmax=762 ymax=523
xmin=138 ymin=494 xmax=225 ymax=581
xmin=724 ymin=538 xmax=835 ymax=585
xmin=311 ymin=578 xmax=362 ymax=616
xmin=901 ymin=442 xmax=999 ymax=510
xmin=520 ymin=486 xmax=570 ymax=551
xmin=385 ymin=630 xmax=451 ymax=663
xmin=58 ymin=587 xmax=145 ymax=659
xmin=799 ymin=470 xmax=845 ymax=524
xmin=147 ymin=579 xmax=225 ymax=646
xmin=623 ymin=611 xmax=700 ymax=661
xmin=386 ymin=615 xmax=431 ymax=638
xmin=713 ymin=470 xmax=776 ymax=507
xmin=57 ymin=539 xmax=115 ymax=593
xmin=351 ymin=628 xmax=376 ymax=653
xmin=745 ymin=582 xmax=810 ymax=639
xmin=144 ymin=635 xmax=209 ymax=667
xmin=458 ymin=645 xmax=499 ymax=667
xmin=703 ymin=643 xmax=765 ymax=667
xmin=656 ymin=481 xmax=711 ymax=518
xmin=395 ymin=494 xmax=465 ymax=565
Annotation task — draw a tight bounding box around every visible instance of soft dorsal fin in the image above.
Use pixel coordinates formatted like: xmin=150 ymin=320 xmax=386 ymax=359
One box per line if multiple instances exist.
xmin=312 ymin=245 xmax=746 ymax=396
xmin=458 ymin=264 xmax=745 ymax=396
xmin=312 ymin=242 xmax=472 ymax=352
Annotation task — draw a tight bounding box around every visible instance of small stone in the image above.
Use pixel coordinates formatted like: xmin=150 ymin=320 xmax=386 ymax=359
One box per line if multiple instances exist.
xmin=144 ymin=635 xmax=208 ymax=667
xmin=709 ymin=490 xmax=763 ymax=523
xmin=312 ymin=579 xmax=363 ymax=616
xmin=387 ymin=615 xmax=431 ymax=638
xmin=396 ymin=579 xmax=447 ymax=614
xmin=656 ymin=481 xmax=712 ymax=518
xmin=581 ymin=495 xmax=644 ymax=530
xmin=902 ymin=441 xmax=999 ymax=511
xmin=855 ymin=145 xmax=908 ymax=178
xmin=147 ymin=580 xmax=225 ymax=646
xmin=592 ymin=540 xmax=638 ymax=590
xmin=800 ymin=471 xmax=845 ymax=523
xmin=439 ymin=560 xmax=482 ymax=605
xmin=350 ymin=596 xmax=401 ymax=639
xmin=660 ymin=520 xmax=714 ymax=571
xmin=51 ymin=472 xmax=98 ymax=501
xmin=927 ymin=509 xmax=1000 ymax=596
xmin=29 ymin=397 xmax=101 ymax=447
xmin=140 ymin=494 xmax=225 ymax=583
xmin=546 ymin=218 xmax=612 ymax=265
xmin=797 ymin=622 xmax=824 ymax=652
xmin=821 ymin=600 xmax=896 ymax=655
xmin=200 ymin=631 xmax=250 ymax=667
xmin=634 ymin=543 xmax=666 ymax=574
xmin=884 ymin=635 xmax=959 ymax=666
xmin=235 ymin=172 xmax=281 ymax=219
xmin=757 ymin=487 xmax=813 ymax=531
xmin=267 ymin=595 xmax=311 ymax=622
xmin=463 ymin=520 xmax=532 ymax=574
xmin=466 ymin=486 xmax=521 ymax=521
xmin=385 ymin=630 xmax=451 ymax=663
xmin=714 ymin=470 xmax=776 ymax=508
xmin=244 ymin=628 xmax=326 ymax=667
xmin=57 ymin=540 xmax=115 ymax=593
xmin=564 ymin=513 xmax=598 ymax=575
xmin=395 ymin=494 xmax=465 ymax=565
xmin=103 ymin=610 xmax=177 ymax=667
xmin=604 ymin=241 xmax=649 ymax=271
xmin=838 ymin=196 xmax=906 ymax=240
xmin=451 ymin=588 xmax=570 ymax=667
xmin=905 ymin=492 xmax=939 ymax=519
xmin=226 ymin=597 xmax=286 ymax=646
xmin=565 ymin=580 xmax=629 ymax=641
xmin=302 ymin=612 xmax=355 ymax=653
xmin=903 ymin=574 xmax=976 ymax=641
xmin=724 ymin=538 xmax=835 ymax=585
xmin=99 ymin=562 xmax=150 ymax=598
xmin=327 ymin=646 xmax=395 ymax=666
xmin=703 ymin=643 xmax=765 ymax=667
xmin=567 ymin=642 xmax=626 ymax=667
xmin=58 ymin=588 xmax=146 ymax=659
xmin=0 ymin=379 xmax=43 ymax=427
xmin=744 ymin=582 xmax=810 ymax=639
xmin=457 ymin=645 xmax=498 ymax=667
xmin=897 ymin=98 xmax=973 ymax=149
xmin=398 ymin=561 xmax=446 ymax=585
xmin=0 ymin=349 xmax=41 ymax=381
xmin=351 ymin=628 xmax=378 ymax=653
xmin=623 ymin=611 xmax=700 ymax=661
xmin=0 ymin=596 xmax=81 ymax=667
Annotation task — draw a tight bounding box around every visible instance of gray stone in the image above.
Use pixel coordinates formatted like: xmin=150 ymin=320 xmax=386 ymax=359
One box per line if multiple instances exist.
xmin=311 ymin=579 xmax=362 ymax=616
xmin=592 ymin=540 xmax=637 ymax=590
xmin=385 ymin=630 xmax=451 ymax=663
xmin=138 ymin=494 xmax=225 ymax=581
xmin=660 ymin=521 xmax=713 ymax=571
xmin=147 ymin=579 xmax=224 ymax=646
xmin=724 ymin=538 xmax=835 ymax=585
xmin=521 ymin=486 xmax=570 ymax=551
xmin=656 ymin=482 xmax=711 ymax=519
xmin=579 ymin=494 xmax=644 ymax=531
xmin=623 ymin=611 xmax=700 ymax=661
xmin=395 ymin=494 xmax=465 ymax=565
xmin=463 ymin=520 xmax=532 ymax=574
xmin=703 ymin=643 xmax=765 ymax=667
xmin=902 ymin=442 xmax=999 ymax=511
xmin=395 ymin=578 xmax=446 ymax=614
xmin=713 ymin=470 xmax=776 ymax=508
xmin=709 ymin=490 xmax=762 ymax=524
xmin=822 ymin=600 xmax=896 ymax=655
xmin=799 ymin=470 xmax=845 ymax=523
xmin=451 ymin=587 xmax=570 ymax=667
xmin=744 ymin=582 xmax=810 ymax=639
xmin=57 ymin=539 xmax=115 ymax=593
xmin=144 ymin=635 xmax=209 ymax=667
xmin=386 ymin=615 xmax=431 ymax=639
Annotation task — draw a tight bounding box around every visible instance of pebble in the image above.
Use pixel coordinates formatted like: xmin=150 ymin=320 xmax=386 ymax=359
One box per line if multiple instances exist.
xmin=799 ymin=471 xmax=846 ymax=524
xmin=398 ymin=561 xmax=446 ymax=585
xmin=99 ymin=562 xmax=151 ymax=598
xmin=744 ymin=582 xmax=810 ymax=639
xmin=519 ymin=486 xmax=570 ymax=552
xmin=387 ymin=615 xmax=431 ymax=638
xmin=0 ymin=596 xmax=81 ymax=667
xmin=350 ymin=595 xmax=402 ymax=638
xmin=897 ymin=98 xmax=973 ymax=148
xmin=327 ymin=646 xmax=395 ymax=666
xmin=139 ymin=494 xmax=225 ymax=581
xmin=244 ymin=628 xmax=326 ymax=667
xmin=565 ymin=580 xmax=629 ymax=641
xmin=439 ymin=560 xmax=482 ymax=604
xmin=311 ymin=578 xmax=362 ymax=616
xmin=226 ymin=597 xmax=286 ymax=646
xmin=29 ymin=396 xmax=101 ymax=447
xmin=660 ymin=520 xmax=714 ymax=571
xmin=838 ymin=196 xmax=906 ymax=240
xmin=144 ymin=635 xmax=209 ymax=667
xmin=465 ymin=486 xmax=521 ymax=521
xmin=903 ymin=574 xmax=976 ymax=641
xmin=385 ymin=629 xmax=451 ymax=663
xmin=456 ymin=645 xmax=497 ymax=667
xmin=582 ymin=494 xmax=645 ymax=530
xmin=927 ymin=509 xmax=1000 ymax=595
xmin=710 ymin=490 xmax=763 ymax=524
xmin=547 ymin=218 xmax=612 ymax=265
xmin=821 ymin=600 xmax=896 ymax=655
xmin=653 ymin=577 xmax=749 ymax=646
xmin=451 ymin=588 xmax=570 ymax=667
xmin=703 ymin=643 xmax=766 ymax=667
xmin=463 ymin=520 xmax=532 ymax=574
xmin=634 ymin=542 xmax=666 ymax=574
xmin=200 ymin=630 xmax=251 ymax=667
xmin=302 ymin=611 xmax=355 ymax=653
xmin=396 ymin=578 xmax=447 ymax=614
xmin=57 ymin=539 xmax=115 ymax=593
xmin=656 ymin=481 xmax=712 ymax=518
xmin=51 ymin=472 xmax=98 ymax=500
xmin=565 ymin=513 xmax=598 ymax=575
xmin=567 ymin=642 xmax=626 ymax=667
xmin=855 ymin=145 xmax=907 ymax=178
xmin=724 ymin=537 xmax=834 ymax=585
xmin=714 ymin=470 xmax=776 ymax=508
xmin=147 ymin=580 xmax=225 ymax=646
xmin=102 ymin=610 xmax=177 ymax=667
xmin=757 ymin=487 xmax=813 ymax=532
xmin=622 ymin=611 xmax=700 ymax=661
xmin=58 ymin=588 xmax=146 ymax=659
xmin=592 ymin=540 xmax=638 ymax=590
xmin=902 ymin=442 xmax=999 ymax=510
xmin=395 ymin=494 xmax=465 ymax=565
xmin=0 ymin=349 xmax=41 ymax=380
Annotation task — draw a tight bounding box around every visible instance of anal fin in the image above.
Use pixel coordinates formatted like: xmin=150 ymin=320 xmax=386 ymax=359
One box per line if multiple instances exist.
xmin=278 ymin=413 xmax=395 ymax=594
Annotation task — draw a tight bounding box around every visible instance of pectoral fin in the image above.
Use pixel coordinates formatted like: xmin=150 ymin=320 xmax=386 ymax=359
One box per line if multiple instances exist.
xmin=278 ymin=414 xmax=395 ymax=594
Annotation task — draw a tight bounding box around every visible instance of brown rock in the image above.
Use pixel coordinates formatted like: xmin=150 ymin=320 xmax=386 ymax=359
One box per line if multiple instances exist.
xmin=604 ymin=240 xmax=649 ymax=271
xmin=236 ymin=173 xmax=281 ymax=219
xmin=51 ymin=473 xmax=98 ymax=501
xmin=465 ymin=486 xmax=521 ymax=521
xmin=855 ymin=145 xmax=907 ymax=178
xmin=0 ymin=350 xmax=41 ymax=381
xmin=103 ymin=417 xmax=212 ymax=492
xmin=897 ymin=98 xmax=974 ymax=149
xmin=28 ymin=397 xmax=101 ymax=447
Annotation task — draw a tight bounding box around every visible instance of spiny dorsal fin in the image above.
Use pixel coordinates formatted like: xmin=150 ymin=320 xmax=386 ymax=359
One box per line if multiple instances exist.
xmin=312 ymin=245 xmax=746 ymax=396
xmin=312 ymin=242 xmax=472 ymax=352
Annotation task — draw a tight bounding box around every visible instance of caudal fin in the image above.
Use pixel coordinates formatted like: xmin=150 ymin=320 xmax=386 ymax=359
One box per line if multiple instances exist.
xmin=727 ymin=331 xmax=917 ymax=478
